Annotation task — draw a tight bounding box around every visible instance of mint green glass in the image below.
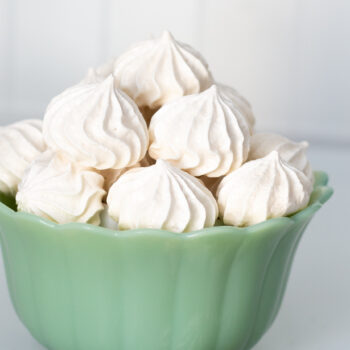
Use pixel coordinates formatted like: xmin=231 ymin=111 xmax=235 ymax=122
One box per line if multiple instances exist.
xmin=0 ymin=172 xmax=332 ymax=350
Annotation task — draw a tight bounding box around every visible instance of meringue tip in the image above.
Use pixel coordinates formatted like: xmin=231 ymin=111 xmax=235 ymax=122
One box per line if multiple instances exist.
xmin=208 ymin=84 xmax=218 ymax=92
xmin=103 ymin=74 xmax=115 ymax=83
xmin=161 ymin=30 xmax=174 ymax=41
xmin=267 ymin=150 xmax=281 ymax=160
xmin=201 ymin=84 xmax=219 ymax=98
xmin=300 ymin=140 xmax=309 ymax=149
xmin=100 ymin=74 xmax=118 ymax=91
xmin=155 ymin=159 xmax=169 ymax=168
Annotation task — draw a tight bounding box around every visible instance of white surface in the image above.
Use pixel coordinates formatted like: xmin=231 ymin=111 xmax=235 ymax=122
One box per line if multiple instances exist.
xmin=0 ymin=144 xmax=348 ymax=349
xmin=1 ymin=0 xmax=350 ymax=143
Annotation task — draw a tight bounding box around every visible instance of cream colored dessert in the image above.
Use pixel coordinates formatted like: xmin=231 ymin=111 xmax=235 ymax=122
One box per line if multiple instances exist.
xmin=80 ymin=68 xmax=105 ymax=85
xmin=248 ymin=132 xmax=313 ymax=180
xmin=43 ymin=75 xmax=149 ymax=170
xmin=0 ymin=119 xmax=46 ymax=195
xmin=111 ymin=30 xmax=213 ymax=110
xmin=7 ymin=31 xmax=314 ymax=230
xmin=217 ymin=151 xmax=313 ymax=226
xmin=93 ymin=58 xmax=115 ymax=79
xmin=149 ymin=84 xmax=250 ymax=177
xmin=81 ymin=57 xmax=116 ymax=84
xmin=16 ymin=152 xmax=105 ymax=225
xmin=217 ymin=83 xmax=255 ymax=133
xmin=107 ymin=160 xmax=218 ymax=232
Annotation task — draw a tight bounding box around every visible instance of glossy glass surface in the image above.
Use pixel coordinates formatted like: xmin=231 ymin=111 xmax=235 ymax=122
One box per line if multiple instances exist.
xmin=0 ymin=172 xmax=332 ymax=350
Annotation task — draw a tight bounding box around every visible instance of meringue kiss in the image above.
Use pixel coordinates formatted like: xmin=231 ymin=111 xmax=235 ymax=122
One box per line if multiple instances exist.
xmin=217 ymin=151 xmax=313 ymax=227
xmin=0 ymin=119 xmax=47 ymax=195
xmin=149 ymin=84 xmax=250 ymax=177
xmin=248 ymin=133 xmax=313 ymax=180
xmin=107 ymin=160 xmax=218 ymax=232
xmin=113 ymin=30 xmax=213 ymax=109
xmin=43 ymin=75 xmax=149 ymax=170
xmin=16 ymin=152 xmax=105 ymax=225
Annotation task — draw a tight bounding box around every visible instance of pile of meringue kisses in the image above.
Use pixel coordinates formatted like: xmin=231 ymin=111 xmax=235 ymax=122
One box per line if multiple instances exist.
xmin=0 ymin=31 xmax=314 ymax=233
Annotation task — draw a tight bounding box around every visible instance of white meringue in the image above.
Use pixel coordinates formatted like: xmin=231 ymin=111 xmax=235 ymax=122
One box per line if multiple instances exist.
xmin=81 ymin=58 xmax=116 ymax=85
xmin=217 ymin=83 xmax=255 ymax=133
xmin=80 ymin=68 xmax=105 ymax=85
xmin=113 ymin=30 xmax=213 ymax=109
xmin=0 ymin=119 xmax=46 ymax=195
xmin=149 ymin=84 xmax=250 ymax=177
xmin=16 ymin=152 xmax=105 ymax=225
xmin=95 ymin=58 xmax=115 ymax=78
xmin=248 ymin=133 xmax=313 ymax=180
xmin=43 ymin=75 xmax=149 ymax=170
xmin=107 ymin=159 xmax=218 ymax=233
xmin=217 ymin=151 xmax=313 ymax=227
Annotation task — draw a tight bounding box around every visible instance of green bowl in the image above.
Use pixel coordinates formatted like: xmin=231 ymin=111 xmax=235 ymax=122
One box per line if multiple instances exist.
xmin=0 ymin=172 xmax=332 ymax=350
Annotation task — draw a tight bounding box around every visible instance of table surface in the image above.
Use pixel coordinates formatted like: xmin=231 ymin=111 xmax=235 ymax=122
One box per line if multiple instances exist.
xmin=0 ymin=144 xmax=349 ymax=350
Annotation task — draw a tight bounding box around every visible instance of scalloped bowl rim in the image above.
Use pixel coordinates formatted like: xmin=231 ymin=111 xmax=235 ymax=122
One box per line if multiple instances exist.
xmin=0 ymin=171 xmax=333 ymax=239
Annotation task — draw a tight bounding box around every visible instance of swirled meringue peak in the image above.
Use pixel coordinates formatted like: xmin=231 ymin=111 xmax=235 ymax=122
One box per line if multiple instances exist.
xmin=113 ymin=30 xmax=213 ymax=109
xmin=248 ymin=133 xmax=313 ymax=181
xmin=107 ymin=159 xmax=218 ymax=233
xmin=80 ymin=68 xmax=105 ymax=85
xmin=217 ymin=83 xmax=255 ymax=133
xmin=149 ymin=84 xmax=251 ymax=177
xmin=217 ymin=151 xmax=313 ymax=227
xmin=43 ymin=75 xmax=149 ymax=170
xmin=81 ymin=58 xmax=115 ymax=85
xmin=16 ymin=152 xmax=105 ymax=225
xmin=95 ymin=58 xmax=115 ymax=77
xmin=0 ymin=119 xmax=46 ymax=195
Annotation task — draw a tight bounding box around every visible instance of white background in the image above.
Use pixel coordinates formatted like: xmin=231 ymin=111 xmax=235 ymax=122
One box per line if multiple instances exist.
xmin=0 ymin=0 xmax=349 ymax=349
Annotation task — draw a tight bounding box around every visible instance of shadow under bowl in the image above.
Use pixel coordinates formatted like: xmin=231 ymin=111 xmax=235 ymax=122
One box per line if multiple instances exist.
xmin=0 ymin=171 xmax=333 ymax=350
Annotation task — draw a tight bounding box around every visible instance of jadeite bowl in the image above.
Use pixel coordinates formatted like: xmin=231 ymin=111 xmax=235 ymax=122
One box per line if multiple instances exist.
xmin=0 ymin=171 xmax=332 ymax=350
